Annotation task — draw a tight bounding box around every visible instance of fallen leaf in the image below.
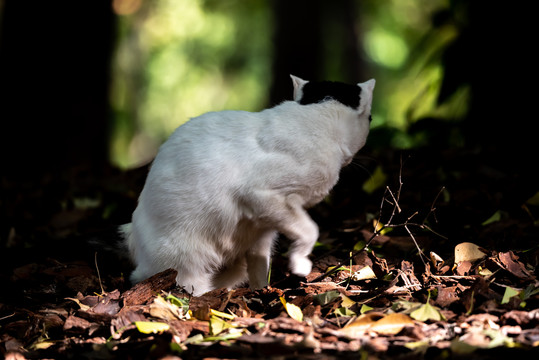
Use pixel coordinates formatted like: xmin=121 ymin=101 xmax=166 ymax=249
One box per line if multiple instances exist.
xmin=339 ymin=313 xmax=384 ymax=338
xmin=482 ymin=211 xmax=502 ymax=226
xmin=410 ymin=302 xmax=445 ymax=322
xmin=454 ymin=242 xmax=487 ymax=264
xmin=360 ymin=304 xmax=373 ymax=314
xmin=496 ymin=251 xmax=533 ymax=279
xmin=312 ymin=290 xmax=340 ymax=306
xmin=362 ymin=165 xmax=387 ymax=194
xmin=134 ymin=321 xmax=170 ymax=334
xmin=430 ymin=251 xmax=444 ymax=270
xmin=501 ymin=286 xmax=520 ymax=305
xmin=210 ymin=308 xmax=235 ymax=320
xmin=334 ymin=307 xmax=356 ymax=316
xmin=149 ymin=295 xmax=191 ymax=321
xmin=370 ymin=313 xmax=415 ymax=335
xmin=351 ymin=265 xmax=377 ymax=281
xmin=280 ymin=296 xmax=303 ymax=322
xmin=209 ymin=315 xmax=233 ymax=335
xmin=340 ymin=294 xmax=356 ymax=308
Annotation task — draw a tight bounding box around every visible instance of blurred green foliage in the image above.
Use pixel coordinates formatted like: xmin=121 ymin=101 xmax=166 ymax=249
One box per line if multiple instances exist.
xmin=110 ymin=0 xmax=468 ymax=169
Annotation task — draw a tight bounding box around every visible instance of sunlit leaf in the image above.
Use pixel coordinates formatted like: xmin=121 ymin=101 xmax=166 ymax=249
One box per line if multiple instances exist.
xmin=341 ymin=294 xmax=356 ymax=308
xmin=204 ymin=328 xmax=244 ymax=342
xmin=135 ymin=321 xmax=170 ymax=334
xmin=501 ymin=286 xmax=520 ymax=304
xmin=370 ymin=313 xmax=414 ymax=335
xmin=351 ymin=265 xmax=377 ymax=281
xmin=478 ymin=267 xmax=493 ymax=277
xmin=209 ymin=315 xmax=232 ymax=336
xmin=313 ymin=290 xmax=340 ymax=306
xmin=360 ymin=304 xmax=373 ymax=314
xmin=280 ymin=296 xmax=303 ymax=322
xmin=182 ymin=334 xmax=204 ymax=345
xmin=404 ymin=340 xmax=429 ymax=350
xmin=410 ymin=302 xmax=444 ymax=322
xmin=454 ymin=242 xmax=487 ymax=264
xmin=339 ymin=313 xmax=383 ymax=338
xmin=150 ymin=295 xmax=190 ymax=321
xmin=210 ymin=308 xmax=235 ymax=320
xmin=334 ymin=307 xmax=356 ymax=316
xmin=166 ymin=294 xmax=189 ymax=309
xmin=31 ymin=340 xmax=55 ymax=350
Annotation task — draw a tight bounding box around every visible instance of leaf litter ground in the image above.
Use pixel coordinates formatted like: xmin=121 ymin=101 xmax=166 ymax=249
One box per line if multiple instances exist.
xmin=1 ymin=148 xmax=539 ymax=359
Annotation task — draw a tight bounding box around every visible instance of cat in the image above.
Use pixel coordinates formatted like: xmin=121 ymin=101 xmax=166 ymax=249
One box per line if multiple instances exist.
xmin=121 ymin=75 xmax=375 ymax=296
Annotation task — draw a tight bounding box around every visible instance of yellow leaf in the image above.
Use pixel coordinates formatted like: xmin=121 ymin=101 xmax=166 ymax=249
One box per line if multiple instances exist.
xmin=454 ymin=242 xmax=487 ymax=264
xmin=360 ymin=304 xmax=373 ymax=314
xmin=341 ymin=294 xmax=356 ymax=308
xmin=280 ymin=296 xmax=303 ymax=322
xmin=134 ymin=321 xmax=170 ymax=334
xmin=209 ymin=315 xmax=232 ymax=335
xmin=370 ymin=313 xmax=414 ymax=335
xmin=210 ymin=308 xmax=235 ymax=320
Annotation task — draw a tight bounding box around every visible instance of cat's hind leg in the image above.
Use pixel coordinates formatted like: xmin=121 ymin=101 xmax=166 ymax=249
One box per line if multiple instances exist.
xmin=176 ymin=271 xmax=214 ymax=296
xmin=246 ymin=230 xmax=277 ymax=289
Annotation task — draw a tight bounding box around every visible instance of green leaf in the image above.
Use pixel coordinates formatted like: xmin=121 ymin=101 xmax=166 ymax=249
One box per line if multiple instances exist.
xmin=166 ymin=294 xmax=189 ymax=310
xmin=482 ymin=210 xmax=502 ymax=226
xmin=134 ymin=321 xmax=170 ymax=334
xmin=501 ymin=286 xmax=520 ymax=304
xmin=334 ymin=307 xmax=356 ymax=316
xmin=410 ymin=302 xmax=444 ymax=322
xmin=280 ymin=296 xmax=303 ymax=322
xmin=313 ymin=290 xmax=341 ymax=306
xmin=360 ymin=304 xmax=373 ymax=314
xmin=520 ymin=284 xmax=539 ymax=301
xmin=362 ymin=166 xmax=387 ymax=194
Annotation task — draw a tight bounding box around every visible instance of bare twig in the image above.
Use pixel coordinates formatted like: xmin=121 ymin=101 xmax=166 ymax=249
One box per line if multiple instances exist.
xmin=94 ymin=252 xmax=105 ymax=294
xmin=308 ymin=157 xmax=447 ymax=283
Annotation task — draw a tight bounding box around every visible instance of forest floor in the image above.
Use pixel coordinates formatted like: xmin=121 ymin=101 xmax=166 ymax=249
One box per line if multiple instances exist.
xmin=1 ymin=145 xmax=538 ymax=359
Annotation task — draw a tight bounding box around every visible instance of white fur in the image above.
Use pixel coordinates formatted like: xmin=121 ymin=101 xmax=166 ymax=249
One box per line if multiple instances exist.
xmin=122 ymin=76 xmax=375 ymax=296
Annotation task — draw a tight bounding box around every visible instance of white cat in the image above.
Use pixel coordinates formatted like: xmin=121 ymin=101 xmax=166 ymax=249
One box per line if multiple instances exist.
xmin=121 ymin=75 xmax=375 ymax=296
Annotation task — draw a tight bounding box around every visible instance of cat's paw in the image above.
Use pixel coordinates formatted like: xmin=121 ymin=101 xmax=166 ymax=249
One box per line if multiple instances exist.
xmin=290 ymin=256 xmax=312 ymax=277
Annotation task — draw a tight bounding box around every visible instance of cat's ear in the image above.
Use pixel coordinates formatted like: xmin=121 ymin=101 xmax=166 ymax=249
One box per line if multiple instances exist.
xmin=290 ymin=75 xmax=309 ymax=102
xmin=357 ymin=79 xmax=376 ymax=115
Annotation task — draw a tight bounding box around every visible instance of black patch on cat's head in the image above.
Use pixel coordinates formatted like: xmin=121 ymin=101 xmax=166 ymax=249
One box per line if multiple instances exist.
xmin=299 ymin=81 xmax=361 ymax=110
